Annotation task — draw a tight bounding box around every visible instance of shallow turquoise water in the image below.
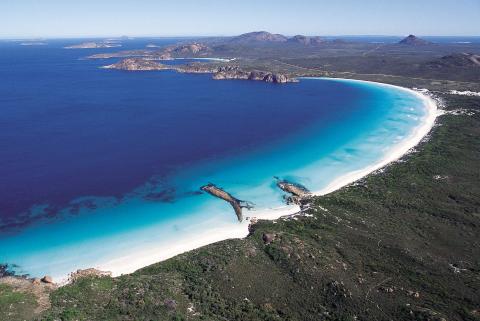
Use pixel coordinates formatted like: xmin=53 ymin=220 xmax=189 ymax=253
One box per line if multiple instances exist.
xmin=0 ymin=41 xmax=428 ymax=279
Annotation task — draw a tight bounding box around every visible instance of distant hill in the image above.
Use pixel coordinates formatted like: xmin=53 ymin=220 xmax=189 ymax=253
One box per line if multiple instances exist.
xmin=288 ymin=35 xmax=324 ymax=45
xmin=229 ymin=31 xmax=288 ymax=43
xmin=425 ymin=53 xmax=480 ymax=68
xmin=398 ymin=35 xmax=431 ymax=45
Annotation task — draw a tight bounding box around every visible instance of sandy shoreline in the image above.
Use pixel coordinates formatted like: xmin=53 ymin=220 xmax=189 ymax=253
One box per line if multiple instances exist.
xmin=94 ymin=205 xmax=299 ymax=279
xmin=82 ymin=79 xmax=440 ymax=282
xmin=307 ymin=78 xmax=440 ymax=196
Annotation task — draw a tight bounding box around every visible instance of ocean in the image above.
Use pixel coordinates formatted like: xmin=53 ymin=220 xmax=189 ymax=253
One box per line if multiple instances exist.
xmin=0 ymin=39 xmax=432 ymax=280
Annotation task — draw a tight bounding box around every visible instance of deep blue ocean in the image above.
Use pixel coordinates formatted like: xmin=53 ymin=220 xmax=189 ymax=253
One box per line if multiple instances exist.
xmin=0 ymin=38 xmax=430 ymax=279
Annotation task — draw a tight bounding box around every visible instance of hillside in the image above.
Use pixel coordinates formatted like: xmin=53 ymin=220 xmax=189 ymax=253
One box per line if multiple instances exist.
xmin=398 ymin=35 xmax=431 ymax=46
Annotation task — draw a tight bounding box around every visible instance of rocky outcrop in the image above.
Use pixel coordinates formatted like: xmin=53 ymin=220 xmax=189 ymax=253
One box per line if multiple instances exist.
xmin=0 ymin=264 xmax=13 ymax=277
xmin=164 ymin=43 xmax=211 ymax=55
xmin=230 ymin=31 xmax=288 ymax=43
xmin=41 ymin=275 xmax=54 ymax=284
xmin=398 ymin=35 xmax=431 ymax=46
xmin=65 ymin=42 xmax=121 ymax=49
xmin=213 ymin=66 xmax=294 ymax=83
xmin=262 ymin=233 xmax=276 ymax=244
xmin=175 ymin=63 xmax=218 ymax=74
xmin=275 ymin=177 xmax=311 ymax=205
xmin=89 ymin=43 xmax=210 ymax=59
xmin=102 ymin=58 xmax=170 ymax=71
xmin=288 ymin=35 xmax=324 ymax=45
xmin=200 ymin=183 xmax=253 ymax=222
xmin=69 ymin=268 xmax=112 ymax=283
xmin=102 ymin=59 xmax=296 ymax=83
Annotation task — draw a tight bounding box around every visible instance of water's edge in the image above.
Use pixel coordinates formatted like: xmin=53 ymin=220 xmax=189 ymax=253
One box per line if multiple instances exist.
xmin=0 ymin=78 xmax=439 ymax=283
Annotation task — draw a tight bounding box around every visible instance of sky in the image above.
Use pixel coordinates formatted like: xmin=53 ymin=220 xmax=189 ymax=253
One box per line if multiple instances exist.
xmin=1 ymin=0 xmax=479 ymax=38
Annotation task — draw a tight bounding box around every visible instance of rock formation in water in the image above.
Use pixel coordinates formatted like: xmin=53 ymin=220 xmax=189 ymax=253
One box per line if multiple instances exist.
xmin=275 ymin=177 xmax=312 ymax=205
xmin=200 ymin=183 xmax=253 ymax=222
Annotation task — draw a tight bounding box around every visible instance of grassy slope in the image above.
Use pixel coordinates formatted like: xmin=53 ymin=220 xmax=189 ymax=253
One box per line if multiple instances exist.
xmin=0 ymin=283 xmax=37 ymax=321
xmin=34 ymin=93 xmax=480 ymax=321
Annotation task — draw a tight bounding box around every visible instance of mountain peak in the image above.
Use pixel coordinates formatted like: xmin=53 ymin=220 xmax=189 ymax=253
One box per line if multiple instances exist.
xmin=398 ymin=35 xmax=431 ymax=45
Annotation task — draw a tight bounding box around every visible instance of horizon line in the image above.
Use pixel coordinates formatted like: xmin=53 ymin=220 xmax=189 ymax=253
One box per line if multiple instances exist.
xmin=1 ymin=33 xmax=480 ymax=40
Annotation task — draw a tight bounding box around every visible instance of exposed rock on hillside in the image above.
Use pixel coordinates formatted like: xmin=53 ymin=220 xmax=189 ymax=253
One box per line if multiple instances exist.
xmin=103 ymin=58 xmax=169 ymax=71
xmin=41 ymin=276 xmax=54 ymax=284
xmin=212 ymin=66 xmax=294 ymax=83
xmin=288 ymin=35 xmax=324 ymax=45
xmin=164 ymin=43 xmax=211 ymax=55
xmin=88 ymin=43 xmax=210 ymax=59
xmin=230 ymin=31 xmax=288 ymax=43
xmin=69 ymin=268 xmax=112 ymax=283
xmin=102 ymin=59 xmax=296 ymax=83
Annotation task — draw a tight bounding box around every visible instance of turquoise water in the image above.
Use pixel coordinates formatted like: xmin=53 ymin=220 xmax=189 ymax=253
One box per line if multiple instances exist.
xmin=0 ymin=40 xmax=429 ymax=279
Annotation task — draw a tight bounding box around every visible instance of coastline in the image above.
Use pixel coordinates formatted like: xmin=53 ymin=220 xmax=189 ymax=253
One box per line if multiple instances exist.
xmin=95 ymin=205 xmax=298 ymax=278
xmin=85 ymin=78 xmax=439 ymax=282
xmin=0 ymin=77 xmax=439 ymax=284
xmin=305 ymin=78 xmax=440 ymax=196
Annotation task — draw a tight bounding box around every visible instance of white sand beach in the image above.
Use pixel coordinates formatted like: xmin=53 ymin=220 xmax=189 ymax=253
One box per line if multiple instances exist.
xmin=88 ymin=79 xmax=439 ymax=282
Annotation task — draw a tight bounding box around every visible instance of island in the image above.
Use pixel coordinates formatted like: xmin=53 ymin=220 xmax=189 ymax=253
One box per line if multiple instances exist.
xmin=64 ymin=41 xmax=122 ymax=49
xmin=20 ymin=42 xmax=47 ymax=46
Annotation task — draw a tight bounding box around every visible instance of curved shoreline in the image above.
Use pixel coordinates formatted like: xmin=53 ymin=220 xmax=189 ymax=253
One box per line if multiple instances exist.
xmin=2 ymin=78 xmax=440 ymax=283
xmin=92 ymin=78 xmax=439 ymax=281
xmin=304 ymin=77 xmax=440 ymax=196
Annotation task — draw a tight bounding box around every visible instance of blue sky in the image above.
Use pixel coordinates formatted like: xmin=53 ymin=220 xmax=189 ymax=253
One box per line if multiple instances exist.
xmin=1 ymin=0 xmax=479 ymax=38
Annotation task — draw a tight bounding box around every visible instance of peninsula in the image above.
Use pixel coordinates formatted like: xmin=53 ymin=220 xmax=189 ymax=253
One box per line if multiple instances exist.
xmin=103 ymin=58 xmax=296 ymax=83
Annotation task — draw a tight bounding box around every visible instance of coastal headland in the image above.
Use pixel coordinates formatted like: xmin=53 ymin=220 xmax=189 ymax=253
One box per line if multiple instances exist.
xmin=102 ymin=58 xmax=296 ymax=83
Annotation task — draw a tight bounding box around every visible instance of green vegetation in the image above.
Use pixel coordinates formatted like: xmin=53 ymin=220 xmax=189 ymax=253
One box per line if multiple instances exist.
xmin=32 ymin=93 xmax=478 ymax=321
xmin=2 ymin=39 xmax=480 ymax=321
xmin=0 ymin=283 xmax=37 ymax=321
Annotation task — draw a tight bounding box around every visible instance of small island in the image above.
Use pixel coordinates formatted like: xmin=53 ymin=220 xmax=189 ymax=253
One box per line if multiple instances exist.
xmin=20 ymin=42 xmax=47 ymax=46
xmin=64 ymin=41 xmax=122 ymax=49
